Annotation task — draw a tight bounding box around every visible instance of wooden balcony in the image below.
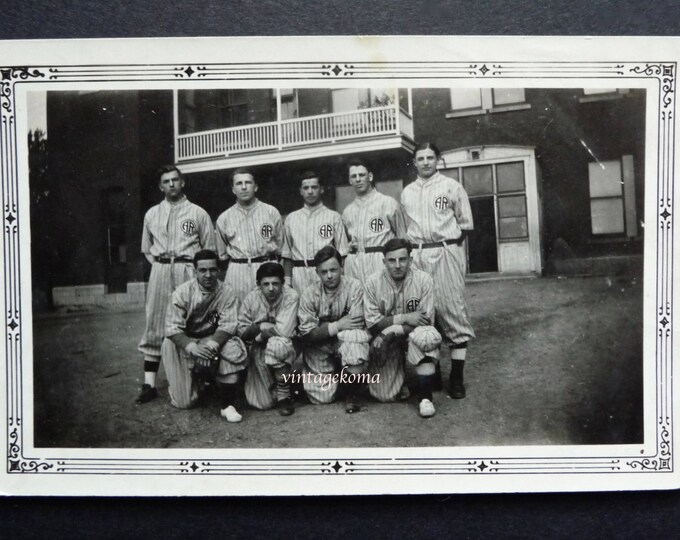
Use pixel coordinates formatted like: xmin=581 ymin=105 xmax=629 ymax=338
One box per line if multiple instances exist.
xmin=175 ymin=104 xmax=414 ymax=172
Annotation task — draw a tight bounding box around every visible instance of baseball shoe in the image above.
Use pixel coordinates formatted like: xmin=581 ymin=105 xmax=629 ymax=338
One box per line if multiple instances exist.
xmin=397 ymin=384 xmax=411 ymax=401
xmin=220 ymin=405 xmax=243 ymax=423
xmin=277 ymin=398 xmax=295 ymax=416
xmin=449 ymin=379 xmax=466 ymax=399
xmin=344 ymin=394 xmax=360 ymax=414
xmin=135 ymin=384 xmax=157 ymax=404
xmin=419 ymin=398 xmax=436 ymax=418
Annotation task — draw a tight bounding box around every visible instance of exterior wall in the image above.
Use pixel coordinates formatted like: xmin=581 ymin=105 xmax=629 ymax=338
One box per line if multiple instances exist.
xmin=411 ymin=88 xmax=646 ymax=268
xmin=45 ymin=90 xmax=174 ymax=294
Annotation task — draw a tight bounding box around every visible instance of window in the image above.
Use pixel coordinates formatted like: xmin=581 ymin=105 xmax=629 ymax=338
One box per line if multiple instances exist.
xmin=580 ymin=88 xmax=630 ymax=103
xmin=448 ymin=88 xmax=529 ymax=117
xmin=449 ymin=160 xmax=529 ymax=241
xmin=588 ymin=156 xmax=637 ymax=236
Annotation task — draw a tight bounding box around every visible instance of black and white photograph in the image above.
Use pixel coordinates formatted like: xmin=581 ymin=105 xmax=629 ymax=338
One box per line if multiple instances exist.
xmin=0 ymin=36 xmax=676 ymax=495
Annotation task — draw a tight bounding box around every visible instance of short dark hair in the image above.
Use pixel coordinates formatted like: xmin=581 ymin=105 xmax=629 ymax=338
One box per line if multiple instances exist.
xmin=412 ymin=142 xmax=442 ymax=159
xmin=231 ymin=168 xmax=255 ymax=185
xmin=346 ymin=157 xmax=372 ymax=175
xmin=157 ymin=164 xmax=184 ymax=182
xmin=193 ymin=249 xmax=219 ymax=267
xmin=314 ymin=245 xmax=342 ymax=268
xmin=383 ymin=238 xmax=412 ymax=256
xmin=256 ymin=262 xmax=285 ymax=283
xmin=299 ymin=170 xmax=321 ymax=186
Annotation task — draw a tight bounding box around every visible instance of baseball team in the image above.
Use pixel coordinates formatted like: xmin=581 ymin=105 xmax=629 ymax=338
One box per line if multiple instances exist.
xmin=136 ymin=141 xmax=475 ymax=421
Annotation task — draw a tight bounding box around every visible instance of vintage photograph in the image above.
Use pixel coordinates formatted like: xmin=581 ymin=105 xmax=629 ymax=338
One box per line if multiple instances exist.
xmin=0 ymin=36 xmax=674 ymax=495
xmin=29 ymin=85 xmax=644 ymax=448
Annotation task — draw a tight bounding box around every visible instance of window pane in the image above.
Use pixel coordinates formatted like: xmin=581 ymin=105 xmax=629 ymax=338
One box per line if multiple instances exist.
xmin=450 ymin=88 xmax=483 ymax=111
xmin=493 ymin=88 xmax=525 ymax=106
xmin=589 ymin=161 xmax=622 ymax=197
xmin=591 ymin=198 xmax=624 ymax=234
xmin=496 ymin=162 xmax=525 ymax=192
xmin=499 ymin=217 xmax=528 ymax=239
xmin=463 ymin=165 xmax=493 ymax=196
xmin=440 ymin=168 xmax=459 ymax=181
xmin=583 ymin=88 xmax=616 ymax=95
xmin=498 ymin=196 xmax=526 ymax=218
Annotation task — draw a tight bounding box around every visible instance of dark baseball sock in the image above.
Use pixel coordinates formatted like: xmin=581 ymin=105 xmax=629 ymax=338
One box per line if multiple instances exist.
xmin=416 ymin=374 xmax=433 ymax=402
xmin=144 ymin=360 xmax=160 ymax=373
xmin=217 ymin=382 xmax=237 ymax=409
xmin=450 ymin=359 xmax=465 ymax=382
xmin=275 ymin=375 xmax=291 ymax=402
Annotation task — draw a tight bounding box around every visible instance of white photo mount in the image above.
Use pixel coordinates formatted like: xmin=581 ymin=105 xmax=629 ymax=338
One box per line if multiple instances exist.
xmin=0 ymin=36 xmax=677 ymax=495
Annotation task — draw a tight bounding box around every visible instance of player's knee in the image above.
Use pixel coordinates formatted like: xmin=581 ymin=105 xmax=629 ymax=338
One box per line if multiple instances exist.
xmin=415 ymin=359 xmax=436 ymax=376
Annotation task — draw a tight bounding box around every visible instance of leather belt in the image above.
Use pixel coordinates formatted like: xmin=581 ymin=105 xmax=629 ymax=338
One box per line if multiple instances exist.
xmin=230 ymin=254 xmax=276 ymax=264
xmin=349 ymin=246 xmax=383 ymax=255
xmin=156 ymin=256 xmax=193 ymax=264
xmin=292 ymin=259 xmax=316 ymax=268
xmin=415 ymin=237 xmax=463 ymax=250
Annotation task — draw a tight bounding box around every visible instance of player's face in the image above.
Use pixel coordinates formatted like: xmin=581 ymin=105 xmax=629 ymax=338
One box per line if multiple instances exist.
xmin=195 ymin=259 xmax=219 ymax=291
xmin=300 ymin=177 xmax=323 ymax=206
xmin=232 ymin=173 xmax=257 ymax=204
xmin=383 ymin=247 xmax=411 ymax=281
xmin=259 ymin=276 xmax=283 ymax=303
xmin=159 ymin=171 xmax=185 ymax=201
xmin=316 ymin=256 xmax=342 ymax=290
xmin=414 ymin=148 xmax=439 ymax=179
xmin=348 ymin=165 xmax=373 ymax=196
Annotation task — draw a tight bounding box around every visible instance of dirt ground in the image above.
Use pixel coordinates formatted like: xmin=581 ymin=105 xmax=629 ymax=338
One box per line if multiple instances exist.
xmin=32 ymin=275 xmax=643 ymax=449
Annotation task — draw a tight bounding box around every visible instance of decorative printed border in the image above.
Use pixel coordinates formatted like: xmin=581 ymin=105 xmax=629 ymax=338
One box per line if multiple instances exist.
xmin=0 ymin=61 xmax=674 ymax=480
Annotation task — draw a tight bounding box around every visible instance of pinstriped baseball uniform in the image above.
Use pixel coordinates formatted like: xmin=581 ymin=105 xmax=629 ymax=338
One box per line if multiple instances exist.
xmin=238 ymin=285 xmax=299 ymax=410
xmin=282 ymin=205 xmax=350 ymax=294
xmin=162 ymin=278 xmax=245 ymax=408
xmin=364 ymin=267 xmax=435 ymax=402
xmin=138 ymin=196 xmax=216 ymax=358
xmin=216 ymin=200 xmax=283 ymax=303
xmin=342 ymin=189 xmax=407 ymax=283
xmin=401 ymin=172 xmax=476 ymax=345
xmin=298 ymin=275 xmax=366 ymax=404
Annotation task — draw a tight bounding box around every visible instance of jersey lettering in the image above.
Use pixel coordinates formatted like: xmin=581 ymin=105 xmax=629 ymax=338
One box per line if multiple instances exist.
xmin=433 ymin=195 xmax=449 ymax=211
xmin=406 ymin=298 xmax=421 ymax=312
xmin=261 ymin=223 xmax=273 ymax=239
xmin=369 ymin=217 xmax=384 ymax=233
xmin=181 ymin=219 xmax=197 ymax=235
xmin=318 ymin=224 xmax=333 ymax=239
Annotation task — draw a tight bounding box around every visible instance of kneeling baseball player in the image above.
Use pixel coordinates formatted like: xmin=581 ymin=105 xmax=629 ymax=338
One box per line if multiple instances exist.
xmin=238 ymin=262 xmax=300 ymax=416
xmin=162 ymin=249 xmax=248 ymax=423
xmin=297 ymin=245 xmax=370 ymax=413
xmin=364 ymin=238 xmax=442 ymax=418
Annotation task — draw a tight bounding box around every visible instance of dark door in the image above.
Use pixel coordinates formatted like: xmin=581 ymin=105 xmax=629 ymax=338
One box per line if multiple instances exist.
xmin=103 ymin=188 xmax=128 ymax=293
xmin=467 ymin=197 xmax=498 ymax=273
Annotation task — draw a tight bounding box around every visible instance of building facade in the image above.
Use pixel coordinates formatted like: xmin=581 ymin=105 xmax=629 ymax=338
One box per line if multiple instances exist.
xmin=40 ymin=86 xmax=645 ymax=307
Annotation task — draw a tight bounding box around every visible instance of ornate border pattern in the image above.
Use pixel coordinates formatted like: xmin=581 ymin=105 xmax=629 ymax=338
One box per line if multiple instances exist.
xmin=0 ymin=61 xmax=674 ymax=478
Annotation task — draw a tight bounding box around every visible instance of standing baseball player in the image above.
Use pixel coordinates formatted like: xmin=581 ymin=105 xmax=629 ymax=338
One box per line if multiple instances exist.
xmin=342 ymin=157 xmax=407 ymax=283
xmin=162 ymin=249 xmax=248 ymax=422
xmin=136 ymin=164 xmax=216 ymax=404
xmin=216 ymin=168 xmax=283 ymax=304
xmin=401 ymin=142 xmax=475 ymax=399
xmin=282 ymin=170 xmax=349 ymax=294
xmin=364 ymin=238 xmax=441 ymax=417
xmin=297 ymin=245 xmax=370 ymax=412
xmin=238 ymin=262 xmax=299 ymax=416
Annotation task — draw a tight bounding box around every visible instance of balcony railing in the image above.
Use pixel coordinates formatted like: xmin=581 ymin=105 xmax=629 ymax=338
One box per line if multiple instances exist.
xmin=176 ymin=105 xmax=412 ymax=162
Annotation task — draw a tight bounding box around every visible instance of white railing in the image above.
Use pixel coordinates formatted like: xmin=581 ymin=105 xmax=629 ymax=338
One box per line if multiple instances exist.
xmin=177 ymin=105 xmax=405 ymax=161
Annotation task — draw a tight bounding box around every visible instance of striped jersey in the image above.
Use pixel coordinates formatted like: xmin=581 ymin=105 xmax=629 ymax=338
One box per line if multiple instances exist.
xmin=141 ymin=196 xmax=216 ymax=258
xmin=215 ymin=199 xmax=283 ymax=260
xmin=364 ymin=267 xmax=435 ymax=328
xmin=342 ymin=189 xmax=406 ymax=250
xmin=400 ymin=172 xmax=474 ymax=244
xmin=298 ymin=275 xmax=364 ymax=336
xmin=166 ymin=278 xmax=239 ymax=339
xmin=282 ymin=204 xmax=349 ymax=261
xmin=237 ymin=285 xmax=299 ymax=339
